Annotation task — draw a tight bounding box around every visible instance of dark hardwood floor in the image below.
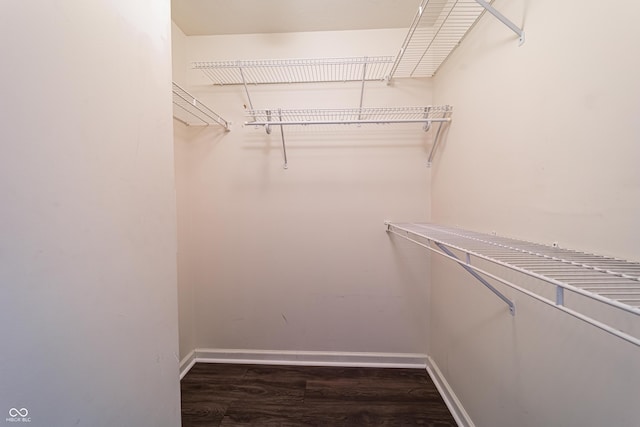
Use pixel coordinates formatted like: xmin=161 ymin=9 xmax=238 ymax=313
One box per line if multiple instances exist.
xmin=181 ymin=363 xmax=457 ymax=426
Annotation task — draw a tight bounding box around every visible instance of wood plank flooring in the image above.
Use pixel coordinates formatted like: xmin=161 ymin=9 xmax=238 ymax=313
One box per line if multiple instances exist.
xmin=181 ymin=363 xmax=457 ymax=426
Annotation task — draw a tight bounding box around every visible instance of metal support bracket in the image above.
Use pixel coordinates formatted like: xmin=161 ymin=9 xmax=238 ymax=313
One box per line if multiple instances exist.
xmin=358 ymin=57 xmax=368 ymax=119
xmin=278 ymin=109 xmax=288 ymax=169
xmin=239 ymin=66 xmax=255 ymax=117
xmin=556 ymin=286 xmax=565 ymax=306
xmin=475 ymin=0 xmax=525 ymax=46
xmin=427 ymin=121 xmax=445 ymax=168
xmin=435 ymin=242 xmax=516 ymax=315
xmin=422 ymin=107 xmax=431 ymax=132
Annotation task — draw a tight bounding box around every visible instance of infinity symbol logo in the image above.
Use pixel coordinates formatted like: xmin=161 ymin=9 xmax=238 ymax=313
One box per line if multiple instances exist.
xmin=9 ymin=408 xmax=28 ymax=417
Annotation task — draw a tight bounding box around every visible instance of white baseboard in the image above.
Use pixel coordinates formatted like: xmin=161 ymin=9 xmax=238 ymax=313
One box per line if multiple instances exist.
xmin=179 ymin=350 xmax=197 ymax=380
xmin=425 ymin=356 xmax=475 ymax=427
xmin=179 ymin=348 xmax=427 ymax=378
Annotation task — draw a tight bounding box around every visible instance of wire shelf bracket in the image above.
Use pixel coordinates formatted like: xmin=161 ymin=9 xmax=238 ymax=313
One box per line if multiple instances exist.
xmin=245 ymin=106 xmax=453 ymax=169
xmin=172 ymin=82 xmax=230 ymax=130
xmin=435 ymin=241 xmax=516 ymax=315
xmin=385 ymin=222 xmax=640 ymax=347
xmin=475 ymin=0 xmax=525 ymax=46
xmin=388 ymin=0 xmax=524 ymax=80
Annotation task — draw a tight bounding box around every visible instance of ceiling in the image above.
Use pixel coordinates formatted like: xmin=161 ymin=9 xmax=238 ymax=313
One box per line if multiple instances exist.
xmin=171 ymin=0 xmax=422 ymax=36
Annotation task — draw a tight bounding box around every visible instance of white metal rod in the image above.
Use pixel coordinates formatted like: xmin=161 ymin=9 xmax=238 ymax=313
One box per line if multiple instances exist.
xmin=173 ymin=99 xmax=222 ymax=125
xmin=172 ymin=115 xmax=191 ymax=127
xmin=172 ymin=82 xmax=229 ymax=129
xmin=386 ymin=225 xmax=640 ymax=348
xmin=173 ymin=103 xmax=207 ymax=126
xmin=564 ymin=281 xmax=639 ymax=286
xmin=598 ymin=292 xmax=640 ymax=296
xmin=173 ymin=101 xmax=228 ymax=128
xmin=245 ymin=118 xmax=451 ymax=126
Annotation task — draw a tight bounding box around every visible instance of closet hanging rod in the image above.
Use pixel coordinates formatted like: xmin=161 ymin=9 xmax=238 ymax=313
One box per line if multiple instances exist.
xmin=245 ymin=118 xmax=451 ymax=127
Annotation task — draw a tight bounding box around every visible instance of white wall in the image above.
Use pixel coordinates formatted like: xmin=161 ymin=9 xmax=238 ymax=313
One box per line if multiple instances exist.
xmin=174 ymin=29 xmax=434 ymax=357
xmin=0 ymin=2 xmax=181 ymax=426
xmin=174 ymin=123 xmax=198 ymax=363
xmin=172 ymin=21 xmax=188 ymax=86
xmin=430 ymin=0 xmax=640 ymax=425
xmin=432 ymin=0 xmax=640 ymax=260
xmin=172 ymin=21 xmax=197 ymax=363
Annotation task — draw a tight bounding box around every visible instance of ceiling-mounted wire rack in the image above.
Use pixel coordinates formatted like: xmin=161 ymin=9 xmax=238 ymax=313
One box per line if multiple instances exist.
xmin=193 ymin=56 xmax=394 ymax=86
xmin=389 ymin=0 xmax=524 ymax=79
xmin=386 ymin=222 xmax=640 ymax=347
xmin=245 ymin=106 xmax=453 ymax=169
xmin=172 ymin=82 xmax=230 ymax=129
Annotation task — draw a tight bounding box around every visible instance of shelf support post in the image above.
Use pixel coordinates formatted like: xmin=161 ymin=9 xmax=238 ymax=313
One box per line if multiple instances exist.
xmin=556 ymin=286 xmax=565 ymax=306
xmin=278 ymin=109 xmax=288 ymax=169
xmin=358 ymin=58 xmax=368 ymax=119
xmin=427 ymin=121 xmax=445 ymax=167
xmin=435 ymin=242 xmax=516 ymax=315
xmin=239 ymin=66 xmax=255 ymax=115
xmin=475 ymin=0 xmax=525 ymax=45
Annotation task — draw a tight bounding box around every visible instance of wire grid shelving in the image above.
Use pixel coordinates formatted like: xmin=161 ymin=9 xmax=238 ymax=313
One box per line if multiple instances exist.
xmin=245 ymin=106 xmax=453 ymax=126
xmin=244 ymin=106 xmax=453 ymax=169
xmin=172 ymin=82 xmax=230 ymax=129
xmin=193 ymin=57 xmax=394 ymax=85
xmin=386 ymin=222 xmax=640 ymax=347
xmin=389 ymin=0 xmax=488 ymax=78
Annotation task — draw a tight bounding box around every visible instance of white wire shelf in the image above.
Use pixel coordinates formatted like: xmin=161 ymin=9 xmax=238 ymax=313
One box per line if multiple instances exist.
xmin=193 ymin=3 xmax=523 ymax=85
xmin=193 ymin=56 xmax=394 ymax=86
xmin=390 ymin=0 xmax=487 ymax=78
xmin=245 ymin=106 xmax=453 ymax=126
xmin=244 ymin=106 xmax=452 ymax=169
xmin=172 ymin=82 xmax=230 ymax=129
xmin=389 ymin=0 xmax=524 ymax=78
xmin=386 ymin=222 xmax=640 ymax=347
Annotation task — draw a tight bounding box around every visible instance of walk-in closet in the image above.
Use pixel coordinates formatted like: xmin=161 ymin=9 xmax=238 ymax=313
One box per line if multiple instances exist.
xmin=2 ymin=1 xmax=638 ymax=426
